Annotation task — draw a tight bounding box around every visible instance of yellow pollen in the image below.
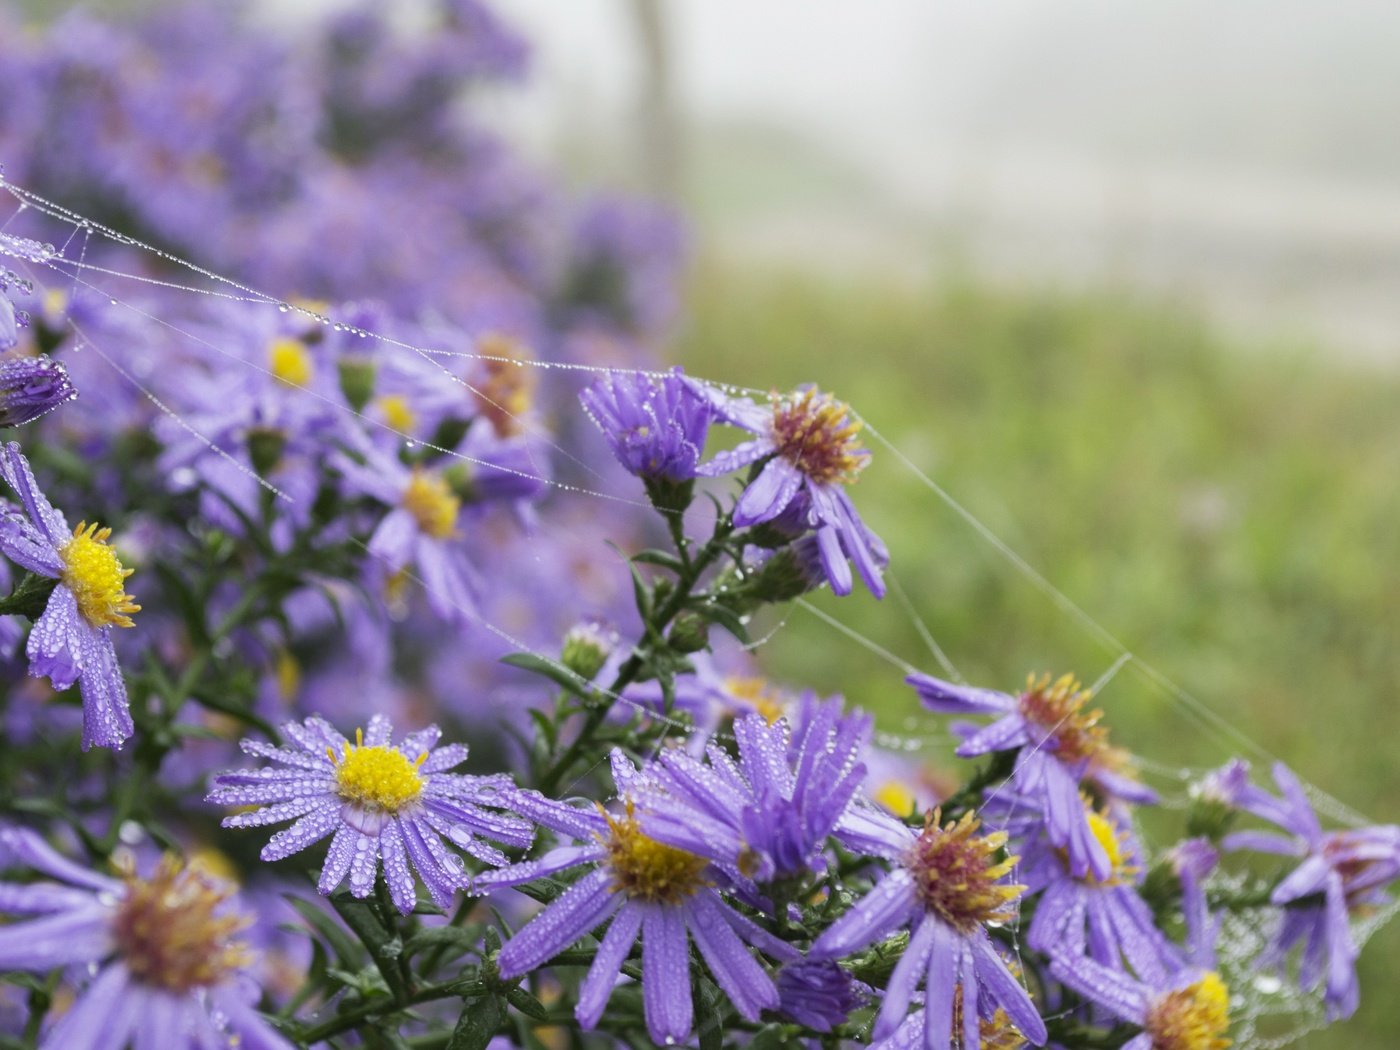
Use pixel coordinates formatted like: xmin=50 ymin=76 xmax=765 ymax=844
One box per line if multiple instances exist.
xmin=872 ymin=779 xmax=919 ymax=818
xmin=724 ymin=675 xmax=789 ymax=724
xmin=59 ymin=522 xmax=140 ymax=629
xmin=331 ymin=728 xmax=426 ymax=813
xmin=111 ymin=856 xmax=251 ymax=993
xmin=377 ymin=394 xmax=418 ymax=435
xmin=601 ymin=801 xmax=709 ymax=904
xmin=269 ymin=336 xmax=314 ymax=387
xmin=402 ymin=468 xmax=460 ymax=539
xmin=1080 ymin=808 xmax=1138 ymax=886
xmin=770 ymin=388 xmax=868 ymax=486
xmin=471 ymin=334 xmax=537 ymax=437
xmin=1016 ymin=672 xmax=1138 ymax=781
xmin=1144 ymin=972 xmax=1232 ymax=1050
xmin=904 ymin=809 xmax=1024 ymax=933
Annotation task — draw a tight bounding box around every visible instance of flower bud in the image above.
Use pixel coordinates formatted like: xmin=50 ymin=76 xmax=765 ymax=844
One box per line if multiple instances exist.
xmin=0 ymin=355 xmax=77 ymax=427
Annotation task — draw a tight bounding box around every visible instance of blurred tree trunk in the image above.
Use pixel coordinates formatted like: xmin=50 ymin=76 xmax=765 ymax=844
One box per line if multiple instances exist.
xmin=628 ymin=0 xmax=681 ymax=201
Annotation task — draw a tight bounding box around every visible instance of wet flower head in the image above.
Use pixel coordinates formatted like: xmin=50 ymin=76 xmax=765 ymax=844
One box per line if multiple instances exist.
xmin=112 ymin=856 xmax=252 ymax=993
xmin=770 ymin=388 xmax=868 ymax=486
xmin=60 ymin=521 xmax=139 ymax=628
xmin=905 ymin=809 xmax=1023 ymax=933
xmin=472 ymin=334 xmax=536 ymax=437
xmin=1018 ymin=672 xmax=1121 ymax=768
xmin=268 ymin=336 xmax=313 ymax=387
xmin=601 ymin=800 xmax=709 ymax=904
xmin=331 ymin=727 xmax=427 ymax=813
xmin=1144 ymin=972 xmax=1232 ymax=1050
xmin=402 ymin=467 xmax=459 ymax=539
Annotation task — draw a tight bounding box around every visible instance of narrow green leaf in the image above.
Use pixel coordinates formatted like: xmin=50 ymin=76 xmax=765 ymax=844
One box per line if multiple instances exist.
xmin=447 ymin=993 xmax=505 ymax=1050
xmin=500 ymin=652 xmax=588 ymax=696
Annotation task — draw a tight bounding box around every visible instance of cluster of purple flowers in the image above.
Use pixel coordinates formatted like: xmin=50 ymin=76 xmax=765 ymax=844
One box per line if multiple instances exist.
xmin=0 ymin=1 xmax=1393 ymax=1048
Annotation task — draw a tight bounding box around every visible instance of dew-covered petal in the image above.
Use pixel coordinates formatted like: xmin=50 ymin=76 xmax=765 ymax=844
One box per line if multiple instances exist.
xmin=0 ymin=904 xmax=113 ymax=970
xmin=577 ymin=904 xmax=643 ymax=1030
xmin=37 ymin=963 xmax=132 ymax=1050
xmin=26 ymin=584 xmax=83 ymax=691
xmin=0 ymin=441 xmax=69 ymax=548
xmin=874 ymin=915 xmax=937 ymax=1040
xmin=733 ymin=457 xmax=802 ymax=527
xmin=687 ymin=894 xmax=778 ymax=1021
xmin=811 ymin=868 xmax=917 ymax=958
xmin=0 ymin=827 xmax=121 ymax=892
xmin=264 ymin=801 xmax=342 ymax=863
xmin=497 ymin=868 xmax=618 ymax=979
xmin=379 ymin=821 xmax=418 ymax=914
xmin=641 ymin=903 xmax=693 ymax=1045
xmin=76 ymin=627 xmax=133 ymax=751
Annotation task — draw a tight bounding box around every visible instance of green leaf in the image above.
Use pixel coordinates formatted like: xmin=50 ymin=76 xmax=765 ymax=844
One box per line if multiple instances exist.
xmin=447 ymin=992 xmax=505 ymax=1050
xmin=630 ymin=547 xmax=685 ymax=572
xmin=504 ymin=985 xmax=549 ymax=1021
xmin=696 ymin=977 xmax=725 ymax=1050
xmin=403 ymin=925 xmax=481 ymax=962
xmin=286 ymin=895 xmax=364 ymax=968
xmin=499 ymin=652 xmax=589 ymax=697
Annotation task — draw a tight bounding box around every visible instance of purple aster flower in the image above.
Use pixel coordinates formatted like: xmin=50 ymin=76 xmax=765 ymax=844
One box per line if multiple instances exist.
xmin=0 ymin=826 xmax=294 ymax=1050
xmin=1051 ymin=956 xmax=1232 ymax=1050
xmin=1220 ymin=761 xmax=1400 ymax=1020
xmin=0 ymin=355 xmax=77 ymax=427
xmin=697 ymin=385 xmax=886 ymax=597
xmin=810 ymin=809 xmax=1048 ymax=1048
xmin=910 ymin=671 xmax=1156 ymax=882
xmin=480 ymin=752 xmax=795 ymax=1045
xmin=0 ymin=442 xmax=138 ymax=750
xmin=776 ymin=957 xmax=867 ymax=1032
xmin=579 ymin=367 xmax=713 ymax=484
xmin=333 ymin=437 xmax=481 ymax=623
xmin=629 ymin=702 xmax=871 ymax=884
xmin=982 ymin=790 xmax=1182 ymax=985
xmin=208 ymin=714 xmax=533 ymax=913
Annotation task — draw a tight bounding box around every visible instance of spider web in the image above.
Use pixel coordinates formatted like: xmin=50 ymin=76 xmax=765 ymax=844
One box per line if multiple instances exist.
xmin=0 ymin=167 xmax=1391 ymax=1047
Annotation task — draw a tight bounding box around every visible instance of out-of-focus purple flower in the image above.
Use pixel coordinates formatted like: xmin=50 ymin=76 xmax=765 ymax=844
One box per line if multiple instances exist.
xmin=1220 ymin=761 xmax=1400 ymax=1020
xmin=0 ymin=356 xmax=77 ymax=427
xmin=0 ymin=826 xmax=294 ymax=1050
xmin=480 ymin=752 xmax=794 ymax=1046
xmin=776 ymin=958 xmax=866 ymax=1032
xmin=910 ymin=671 xmax=1155 ymax=882
xmin=632 ymin=701 xmax=871 ymax=884
xmin=984 ymin=788 xmax=1183 ymax=985
xmin=561 ymin=195 xmax=687 ymax=337
xmin=334 ymin=438 xmax=482 ymax=623
xmin=208 ymin=714 xmax=533 ymax=913
xmin=579 ymin=367 xmax=712 ymax=483
xmin=1166 ymin=837 xmax=1221 ymax=968
xmin=810 ymin=809 xmax=1047 ymax=1047
xmin=1051 ymin=957 xmax=1232 ymax=1050
xmin=698 ymin=386 xmax=885 ymax=597
xmin=0 ymin=442 xmax=137 ymax=750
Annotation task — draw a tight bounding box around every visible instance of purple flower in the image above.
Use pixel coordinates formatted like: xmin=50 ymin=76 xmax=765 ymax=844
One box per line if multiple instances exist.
xmin=909 ymin=671 xmax=1156 ymax=882
xmin=810 ymin=809 xmax=1047 ymax=1048
xmin=1221 ymin=761 xmax=1400 ymax=1020
xmin=579 ymin=367 xmax=712 ymax=483
xmin=480 ymin=752 xmax=794 ymax=1045
xmin=208 ymin=714 xmax=533 ymax=913
xmin=776 ymin=958 xmax=866 ymax=1032
xmin=334 ymin=438 xmax=481 ymax=623
xmin=0 ymin=355 xmax=77 ymax=427
xmin=698 ymin=386 xmax=886 ymax=597
xmin=1051 ymin=957 xmax=1232 ymax=1050
xmin=0 ymin=442 xmax=137 ymax=750
xmin=0 ymin=826 xmax=294 ymax=1050
xmin=630 ymin=701 xmax=871 ymax=884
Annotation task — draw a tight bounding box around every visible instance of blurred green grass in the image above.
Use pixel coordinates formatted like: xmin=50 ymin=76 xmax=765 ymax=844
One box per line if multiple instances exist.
xmin=676 ymin=266 xmax=1400 ymax=1049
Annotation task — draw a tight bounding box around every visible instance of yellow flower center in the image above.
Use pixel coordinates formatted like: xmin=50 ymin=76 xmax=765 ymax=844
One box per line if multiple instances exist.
xmin=904 ymin=810 xmax=1024 ymax=933
xmin=471 ymin=334 xmax=536 ymax=437
xmin=402 ymin=468 xmax=460 ymax=539
xmin=724 ymin=675 xmax=789 ymax=724
xmin=269 ymin=337 xmax=314 ymax=387
xmin=59 ymin=522 xmax=140 ymax=629
xmin=111 ymin=857 xmax=251 ymax=993
xmin=872 ymin=779 xmax=919 ymax=818
xmin=377 ymin=394 xmax=418 ymax=435
xmin=1144 ymin=972 xmax=1232 ymax=1050
xmin=601 ymin=801 xmax=709 ymax=904
xmin=770 ymin=388 xmax=868 ymax=486
xmin=331 ymin=728 xmax=426 ymax=813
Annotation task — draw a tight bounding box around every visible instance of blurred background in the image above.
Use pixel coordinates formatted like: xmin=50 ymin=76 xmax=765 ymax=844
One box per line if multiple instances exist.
xmin=6 ymin=0 xmax=1400 ymax=1045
